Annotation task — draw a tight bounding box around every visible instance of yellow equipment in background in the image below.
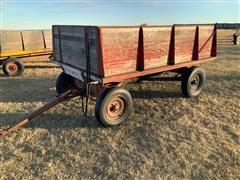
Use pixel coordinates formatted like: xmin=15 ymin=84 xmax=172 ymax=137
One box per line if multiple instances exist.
xmin=0 ymin=30 xmax=52 ymax=76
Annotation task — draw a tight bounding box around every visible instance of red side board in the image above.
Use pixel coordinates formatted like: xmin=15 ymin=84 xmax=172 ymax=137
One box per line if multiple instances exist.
xmin=99 ymin=24 xmax=217 ymax=83
xmin=101 ymin=28 xmax=140 ymax=76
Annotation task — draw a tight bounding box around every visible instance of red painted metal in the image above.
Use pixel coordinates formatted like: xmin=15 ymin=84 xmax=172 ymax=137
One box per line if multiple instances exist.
xmin=192 ymin=26 xmax=199 ymax=60
xmin=211 ymin=25 xmax=217 ymax=57
xmin=99 ymin=28 xmax=104 ymax=77
xmin=102 ymin=57 xmax=217 ymax=84
xmin=136 ymin=26 xmax=144 ymax=71
xmin=168 ymin=25 xmax=175 ymax=65
xmin=97 ymin=28 xmax=104 ymax=76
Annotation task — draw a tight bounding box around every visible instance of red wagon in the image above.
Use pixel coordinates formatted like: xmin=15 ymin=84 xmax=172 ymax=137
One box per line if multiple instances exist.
xmin=52 ymin=24 xmax=217 ymax=126
xmin=0 ymin=24 xmax=217 ymax=135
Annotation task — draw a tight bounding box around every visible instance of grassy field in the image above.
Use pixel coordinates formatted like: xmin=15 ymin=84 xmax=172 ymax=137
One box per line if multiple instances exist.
xmin=0 ymin=29 xmax=239 ymax=179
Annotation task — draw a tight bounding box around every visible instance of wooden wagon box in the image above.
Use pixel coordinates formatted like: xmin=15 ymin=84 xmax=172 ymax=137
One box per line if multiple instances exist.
xmin=52 ymin=24 xmax=216 ymax=84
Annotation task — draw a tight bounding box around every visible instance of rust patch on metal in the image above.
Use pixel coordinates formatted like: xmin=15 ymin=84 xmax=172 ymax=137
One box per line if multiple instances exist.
xmin=106 ymin=97 xmax=125 ymax=121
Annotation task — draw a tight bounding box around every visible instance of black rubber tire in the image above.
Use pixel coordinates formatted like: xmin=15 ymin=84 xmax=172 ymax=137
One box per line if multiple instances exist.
xmin=95 ymin=87 xmax=133 ymax=127
xmin=56 ymin=72 xmax=75 ymax=95
xmin=2 ymin=58 xmax=25 ymax=76
xmin=181 ymin=66 xmax=206 ymax=98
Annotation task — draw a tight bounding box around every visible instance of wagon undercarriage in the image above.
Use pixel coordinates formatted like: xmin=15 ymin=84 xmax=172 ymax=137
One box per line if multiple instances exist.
xmin=0 ymin=65 xmax=206 ymax=136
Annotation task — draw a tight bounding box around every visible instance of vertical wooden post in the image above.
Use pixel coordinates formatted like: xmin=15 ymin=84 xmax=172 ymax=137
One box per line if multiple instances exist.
xmin=20 ymin=32 xmax=25 ymax=51
xmin=137 ymin=26 xmax=144 ymax=71
xmin=58 ymin=27 xmax=63 ymax=62
xmin=211 ymin=25 xmax=217 ymax=57
xmin=97 ymin=28 xmax=105 ymax=78
xmin=52 ymin=26 xmax=55 ymax=60
xmin=192 ymin=26 xmax=199 ymax=60
xmin=0 ymin=37 xmax=1 ymax=54
xmin=168 ymin=25 xmax=175 ymax=65
xmin=41 ymin=30 xmax=46 ymax=49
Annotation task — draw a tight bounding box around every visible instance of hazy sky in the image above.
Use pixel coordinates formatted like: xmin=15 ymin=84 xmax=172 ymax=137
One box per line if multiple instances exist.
xmin=0 ymin=0 xmax=239 ymax=29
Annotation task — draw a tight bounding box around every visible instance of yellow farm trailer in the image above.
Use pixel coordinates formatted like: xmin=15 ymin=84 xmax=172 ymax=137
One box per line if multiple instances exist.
xmin=0 ymin=30 xmax=52 ymax=76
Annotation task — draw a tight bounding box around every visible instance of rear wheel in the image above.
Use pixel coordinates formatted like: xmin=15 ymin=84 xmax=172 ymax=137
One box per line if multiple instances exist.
xmin=95 ymin=87 xmax=133 ymax=127
xmin=56 ymin=72 xmax=75 ymax=95
xmin=2 ymin=58 xmax=24 ymax=76
xmin=181 ymin=66 xmax=206 ymax=98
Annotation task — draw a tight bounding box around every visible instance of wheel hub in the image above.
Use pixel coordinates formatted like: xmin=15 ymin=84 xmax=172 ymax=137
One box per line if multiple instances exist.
xmin=106 ymin=97 xmax=125 ymax=121
xmin=190 ymin=75 xmax=200 ymax=91
xmin=6 ymin=63 xmax=18 ymax=75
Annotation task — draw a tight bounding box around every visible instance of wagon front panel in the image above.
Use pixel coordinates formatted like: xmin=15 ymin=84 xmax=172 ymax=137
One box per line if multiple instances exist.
xmin=53 ymin=25 xmax=102 ymax=81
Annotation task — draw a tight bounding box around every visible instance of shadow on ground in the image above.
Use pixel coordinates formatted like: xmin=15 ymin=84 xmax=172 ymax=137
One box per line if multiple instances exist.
xmin=0 ymin=113 xmax=102 ymax=130
xmin=0 ymin=78 xmax=56 ymax=102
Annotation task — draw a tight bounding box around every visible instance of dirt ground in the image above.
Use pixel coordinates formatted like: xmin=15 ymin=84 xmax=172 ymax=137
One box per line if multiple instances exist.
xmin=0 ymin=29 xmax=239 ymax=179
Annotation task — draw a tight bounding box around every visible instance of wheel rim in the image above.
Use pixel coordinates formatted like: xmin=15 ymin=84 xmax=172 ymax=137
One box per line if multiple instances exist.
xmin=190 ymin=74 xmax=201 ymax=91
xmin=106 ymin=97 xmax=125 ymax=121
xmin=6 ymin=63 xmax=18 ymax=75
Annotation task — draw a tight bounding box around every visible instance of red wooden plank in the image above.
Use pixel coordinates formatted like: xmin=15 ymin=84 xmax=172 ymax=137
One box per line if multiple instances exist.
xmin=143 ymin=26 xmax=171 ymax=69
xmin=199 ymin=25 xmax=215 ymax=59
xmin=175 ymin=26 xmax=196 ymax=64
xmin=101 ymin=28 xmax=139 ymax=77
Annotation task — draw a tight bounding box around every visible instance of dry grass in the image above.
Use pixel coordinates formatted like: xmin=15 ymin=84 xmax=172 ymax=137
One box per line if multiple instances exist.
xmin=0 ymin=29 xmax=239 ymax=179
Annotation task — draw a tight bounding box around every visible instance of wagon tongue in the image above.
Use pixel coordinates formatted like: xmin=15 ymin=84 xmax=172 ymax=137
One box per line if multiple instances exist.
xmin=0 ymin=90 xmax=80 ymax=136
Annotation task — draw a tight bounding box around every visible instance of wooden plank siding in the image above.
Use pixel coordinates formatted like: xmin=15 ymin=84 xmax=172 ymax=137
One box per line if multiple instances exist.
xmin=53 ymin=25 xmax=101 ymax=76
xmin=199 ymin=25 xmax=215 ymax=59
xmin=0 ymin=30 xmax=52 ymax=57
xmin=0 ymin=31 xmax=23 ymax=52
xmin=175 ymin=26 xmax=196 ymax=63
xmin=53 ymin=24 xmax=217 ymax=83
xmin=101 ymin=28 xmax=139 ymax=77
xmin=143 ymin=26 xmax=172 ymax=69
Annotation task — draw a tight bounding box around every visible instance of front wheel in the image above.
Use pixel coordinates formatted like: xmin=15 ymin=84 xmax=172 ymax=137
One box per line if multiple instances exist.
xmin=181 ymin=66 xmax=206 ymax=98
xmin=95 ymin=87 xmax=133 ymax=127
xmin=2 ymin=58 xmax=25 ymax=76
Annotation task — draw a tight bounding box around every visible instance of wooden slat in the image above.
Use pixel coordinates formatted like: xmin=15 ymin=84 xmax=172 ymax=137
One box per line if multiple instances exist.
xmin=101 ymin=27 xmax=139 ymax=77
xmin=199 ymin=25 xmax=215 ymax=59
xmin=143 ymin=26 xmax=171 ymax=69
xmin=53 ymin=26 xmax=100 ymax=75
xmin=0 ymin=31 xmax=23 ymax=52
xmin=175 ymin=26 xmax=196 ymax=64
xmin=22 ymin=30 xmax=45 ymax=50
